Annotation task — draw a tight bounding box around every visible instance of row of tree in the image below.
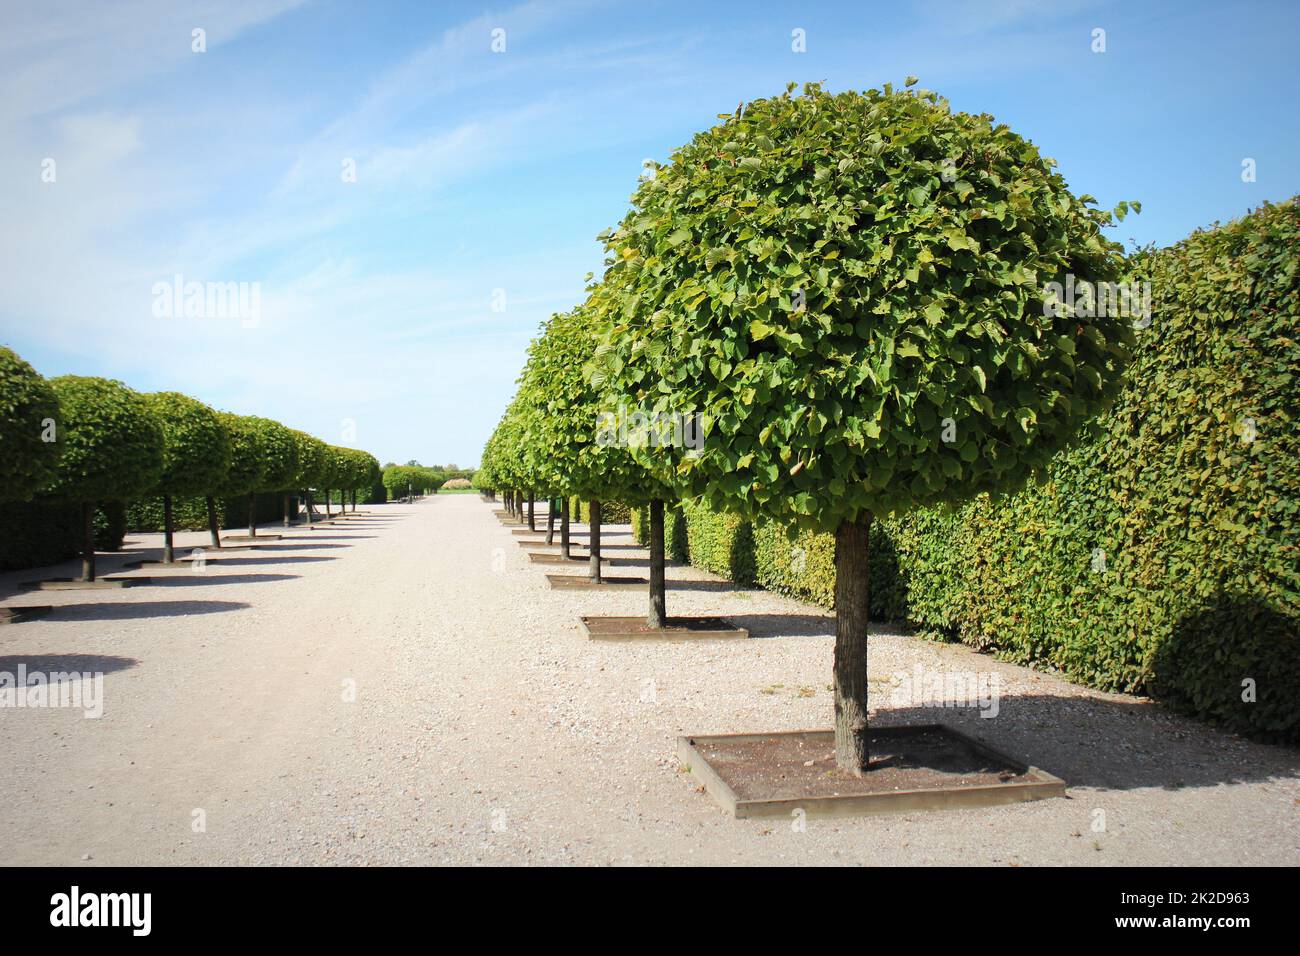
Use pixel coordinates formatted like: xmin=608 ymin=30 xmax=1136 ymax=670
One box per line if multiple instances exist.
xmin=381 ymin=464 xmax=450 ymax=501
xmin=476 ymin=81 xmax=1136 ymax=774
xmin=0 ymin=347 xmax=381 ymax=581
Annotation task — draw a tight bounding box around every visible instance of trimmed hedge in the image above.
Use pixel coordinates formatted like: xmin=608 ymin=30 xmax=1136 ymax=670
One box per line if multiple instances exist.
xmin=891 ymin=199 xmax=1299 ymax=742
xmin=570 ymin=497 xmax=632 ymax=524
xmin=633 ymin=500 xmax=902 ymax=618
xmin=630 ymin=200 xmax=1299 ymax=743
xmin=0 ymin=500 xmax=127 ymax=571
xmin=126 ymin=492 xmax=294 ymax=533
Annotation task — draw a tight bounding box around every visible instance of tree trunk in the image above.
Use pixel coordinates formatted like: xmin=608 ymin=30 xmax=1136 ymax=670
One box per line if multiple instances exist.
xmin=206 ymin=496 xmax=222 ymax=549
xmin=80 ymin=501 xmax=96 ymax=582
xmin=560 ymin=497 xmax=571 ymax=560
xmin=282 ymin=493 xmax=291 ymax=528
xmin=163 ymin=494 xmax=175 ymax=564
xmin=648 ymin=499 xmax=666 ymax=628
xmin=325 ymin=490 xmax=332 ymax=519
xmin=546 ymin=498 xmax=556 ymax=545
xmin=528 ymin=493 xmax=536 ymax=531
xmin=248 ymin=492 xmax=257 ymax=537
xmin=833 ymin=515 xmax=873 ymax=775
xmin=306 ymin=490 xmax=315 ymax=526
xmin=589 ymin=500 xmax=603 ymax=583
xmin=351 ymin=490 xmax=357 ymax=512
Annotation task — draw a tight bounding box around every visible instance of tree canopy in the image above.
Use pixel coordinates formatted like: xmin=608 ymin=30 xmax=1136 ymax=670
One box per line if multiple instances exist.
xmin=43 ymin=376 xmax=164 ymax=503
xmin=145 ymin=392 xmax=230 ymax=497
xmin=592 ymin=81 xmax=1133 ymax=530
xmin=0 ymin=346 xmax=62 ymax=501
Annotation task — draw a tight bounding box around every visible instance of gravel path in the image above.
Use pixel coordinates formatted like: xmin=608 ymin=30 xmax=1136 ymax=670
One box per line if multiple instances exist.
xmin=1 ymin=495 xmax=1295 ymax=865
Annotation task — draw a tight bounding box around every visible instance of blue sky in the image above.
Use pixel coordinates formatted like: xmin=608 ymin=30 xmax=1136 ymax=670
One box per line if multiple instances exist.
xmin=2 ymin=0 xmax=1297 ymax=468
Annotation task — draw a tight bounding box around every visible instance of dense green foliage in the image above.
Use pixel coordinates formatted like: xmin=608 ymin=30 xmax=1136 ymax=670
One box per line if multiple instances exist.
xmin=144 ymin=392 xmax=230 ymax=497
xmin=382 ymin=464 xmax=444 ymax=498
xmin=624 ymin=200 xmax=1299 ymax=742
xmin=125 ymin=492 xmax=294 ymax=533
xmin=0 ymin=347 xmax=62 ymax=501
xmin=215 ymin=413 xmax=266 ymax=497
xmin=44 ymin=376 xmax=164 ymax=502
xmin=594 ymin=81 xmax=1131 ymax=530
xmin=249 ymin=417 xmax=298 ymax=493
xmin=892 ymin=199 xmax=1299 ymax=742
xmin=633 ymin=498 xmax=903 ymax=618
xmin=0 ymin=500 xmax=126 ymax=570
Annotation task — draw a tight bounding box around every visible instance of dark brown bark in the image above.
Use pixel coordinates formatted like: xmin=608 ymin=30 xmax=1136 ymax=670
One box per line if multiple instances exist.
xmin=648 ymin=499 xmax=666 ymax=628
xmin=560 ymin=497 xmax=571 ymax=560
xmin=163 ymin=494 xmax=175 ymax=564
xmin=305 ymin=490 xmax=315 ymax=526
xmin=833 ymin=514 xmax=873 ymax=775
xmin=351 ymin=490 xmax=357 ymax=512
xmin=282 ymin=493 xmax=291 ymax=528
xmin=589 ymin=500 xmax=603 ymax=583
xmin=80 ymin=501 xmax=96 ymax=582
xmin=325 ymin=490 xmax=332 ymax=519
xmin=206 ymin=496 xmax=222 ymax=548
xmin=546 ymin=498 xmax=556 ymax=545
xmin=248 ymin=493 xmax=257 ymax=538
xmin=527 ymin=493 xmax=536 ymax=531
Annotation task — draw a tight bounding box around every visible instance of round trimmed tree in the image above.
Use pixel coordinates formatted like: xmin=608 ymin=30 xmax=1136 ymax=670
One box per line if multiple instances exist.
xmin=287 ymin=430 xmax=324 ymax=525
xmin=0 ymin=347 xmax=62 ymax=501
xmin=215 ymin=412 xmax=265 ymax=542
xmin=246 ymin=417 xmax=297 ymax=535
xmin=144 ymin=392 xmax=230 ymax=562
xmin=44 ymin=377 xmax=164 ymax=581
xmin=597 ymin=82 xmax=1133 ymax=773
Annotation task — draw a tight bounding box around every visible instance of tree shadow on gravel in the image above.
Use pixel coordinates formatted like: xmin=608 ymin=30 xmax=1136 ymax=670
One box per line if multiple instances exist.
xmin=133 ymin=574 xmax=300 ymax=587
xmin=34 ymin=600 xmax=250 ymax=621
xmin=722 ymin=612 xmax=835 ymax=639
xmin=247 ymin=543 xmax=354 ymax=550
xmin=870 ymin=699 xmax=1300 ymax=791
xmin=196 ymin=556 xmax=337 ymax=566
xmin=666 ymin=579 xmax=740 ymax=593
xmin=0 ymin=653 xmax=139 ymax=675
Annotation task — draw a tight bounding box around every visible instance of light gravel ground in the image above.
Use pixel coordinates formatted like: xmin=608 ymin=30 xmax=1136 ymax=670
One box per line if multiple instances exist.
xmin=0 ymin=495 xmax=1295 ymax=866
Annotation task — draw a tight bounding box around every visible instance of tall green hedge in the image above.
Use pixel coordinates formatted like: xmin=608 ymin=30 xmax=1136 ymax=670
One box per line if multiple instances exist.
xmin=891 ymin=199 xmax=1299 ymax=742
xmin=126 ymin=492 xmax=293 ymax=532
xmin=0 ymin=500 xmax=126 ymax=571
xmin=631 ymin=201 xmax=1298 ymax=742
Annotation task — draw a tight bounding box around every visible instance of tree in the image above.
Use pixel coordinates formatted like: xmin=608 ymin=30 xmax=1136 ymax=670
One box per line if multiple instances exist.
xmin=521 ymin=304 xmax=667 ymax=584
xmin=215 ymin=412 xmax=265 ymax=541
xmin=144 ymin=392 xmax=230 ymax=563
xmin=290 ymin=430 xmax=328 ymax=525
xmin=43 ymin=377 xmax=164 ymax=581
xmin=0 ymin=347 xmax=62 ymax=501
xmin=595 ymin=82 xmax=1132 ymax=772
xmin=243 ymin=417 xmax=297 ymax=537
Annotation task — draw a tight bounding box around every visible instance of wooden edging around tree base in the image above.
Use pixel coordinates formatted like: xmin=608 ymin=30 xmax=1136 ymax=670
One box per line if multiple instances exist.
xmin=19 ymin=577 xmax=151 ymax=591
xmin=677 ymin=726 xmax=1066 ymax=819
xmin=580 ymin=615 xmax=748 ymax=641
xmin=545 ymin=574 xmax=646 ymax=591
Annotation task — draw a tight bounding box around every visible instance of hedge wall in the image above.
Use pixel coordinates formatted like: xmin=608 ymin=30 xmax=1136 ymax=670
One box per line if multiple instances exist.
xmin=890 ymin=199 xmax=1298 ymax=743
xmin=626 ymin=201 xmax=1298 ymax=743
xmin=0 ymin=499 xmax=127 ymax=571
xmin=126 ymin=492 xmax=294 ymax=532
xmin=632 ymin=500 xmax=902 ymax=619
xmin=570 ymin=498 xmax=632 ymax=524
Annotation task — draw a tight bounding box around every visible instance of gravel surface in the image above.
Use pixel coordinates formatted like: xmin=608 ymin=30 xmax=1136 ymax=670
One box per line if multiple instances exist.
xmin=1 ymin=496 xmax=1295 ymax=866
